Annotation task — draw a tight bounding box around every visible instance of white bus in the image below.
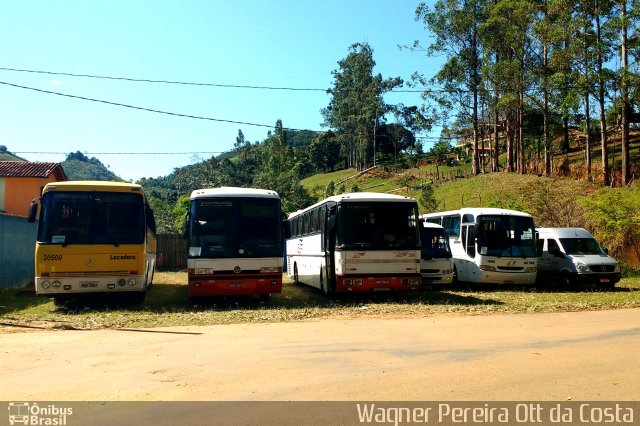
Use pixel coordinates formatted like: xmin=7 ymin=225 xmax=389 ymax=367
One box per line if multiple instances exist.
xmin=286 ymin=192 xmax=421 ymax=294
xmin=419 ymin=221 xmax=454 ymax=285
xmin=421 ymin=208 xmax=537 ymax=284
xmin=183 ymin=187 xmax=283 ymax=300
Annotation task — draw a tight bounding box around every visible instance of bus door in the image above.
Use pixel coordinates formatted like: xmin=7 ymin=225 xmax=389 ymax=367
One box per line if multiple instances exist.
xmin=324 ymin=204 xmax=337 ymax=293
xmin=459 ymin=222 xmax=477 ymax=281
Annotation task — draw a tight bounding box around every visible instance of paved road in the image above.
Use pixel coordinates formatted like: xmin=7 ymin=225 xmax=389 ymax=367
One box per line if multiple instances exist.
xmin=1 ymin=308 xmax=639 ymax=402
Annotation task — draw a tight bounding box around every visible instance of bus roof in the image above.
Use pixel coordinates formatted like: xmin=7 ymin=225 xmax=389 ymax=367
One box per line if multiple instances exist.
xmin=420 ymin=220 xmax=445 ymax=230
xmin=190 ymin=187 xmax=280 ymax=200
xmin=42 ymin=181 xmax=143 ymax=193
xmin=421 ymin=207 xmax=533 ymax=219
xmin=288 ymin=192 xmax=417 ymax=219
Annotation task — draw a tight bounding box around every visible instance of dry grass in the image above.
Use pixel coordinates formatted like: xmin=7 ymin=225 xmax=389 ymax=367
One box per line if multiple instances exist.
xmin=1 ymin=272 xmax=640 ymax=332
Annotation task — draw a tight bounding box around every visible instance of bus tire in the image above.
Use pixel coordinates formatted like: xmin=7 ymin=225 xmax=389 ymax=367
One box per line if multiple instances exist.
xmin=320 ymin=269 xmax=329 ymax=295
xmin=293 ymin=264 xmax=301 ymax=286
xmin=53 ymin=295 xmax=71 ymax=307
xmin=130 ymin=290 xmax=146 ymax=305
xmin=259 ymin=293 xmax=272 ymax=302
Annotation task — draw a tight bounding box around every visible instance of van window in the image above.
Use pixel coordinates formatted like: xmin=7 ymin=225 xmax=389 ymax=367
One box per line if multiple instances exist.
xmin=559 ymin=238 xmax=605 ymax=255
xmin=548 ymin=239 xmax=559 ymax=253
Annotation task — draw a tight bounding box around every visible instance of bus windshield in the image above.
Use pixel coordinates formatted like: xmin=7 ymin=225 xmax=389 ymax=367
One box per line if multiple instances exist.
xmin=38 ymin=191 xmax=145 ymax=245
xmin=420 ymin=227 xmax=451 ymax=259
xmin=477 ymin=215 xmax=536 ymax=258
xmin=559 ymin=238 xmax=606 ymax=256
xmin=336 ymin=202 xmax=420 ymax=250
xmin=189 ymin=197 xmax=282 ymax=258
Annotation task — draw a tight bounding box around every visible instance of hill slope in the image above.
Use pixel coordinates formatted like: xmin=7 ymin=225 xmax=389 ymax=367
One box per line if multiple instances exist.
xmin=61 ymin=152 xmax=122 ymax=181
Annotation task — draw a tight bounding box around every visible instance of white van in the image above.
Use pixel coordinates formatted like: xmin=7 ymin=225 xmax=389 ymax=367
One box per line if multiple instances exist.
xmin=536 ymin=227 xmax=621 ymax=287
xmin=420 ymin=221 xmax=454 ymax=285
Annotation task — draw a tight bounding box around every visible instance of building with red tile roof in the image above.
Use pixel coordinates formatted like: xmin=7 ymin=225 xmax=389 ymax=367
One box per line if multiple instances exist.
xmin=0 ymin=161 xmax=66 ymax=217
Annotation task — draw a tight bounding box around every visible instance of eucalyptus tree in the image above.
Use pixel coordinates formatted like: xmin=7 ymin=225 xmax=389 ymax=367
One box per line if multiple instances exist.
xmin=413 ymin=0 xmax=487 ymax=175
xmin=481 ymin=0 xmax=539 ymax=174
xmin=593 ymin=0 xmax=617 ymax=185
xmin=619 ymin=0 xmax=632 ymax=186
xmin=322 ymin=43 xmax=403 ymax=170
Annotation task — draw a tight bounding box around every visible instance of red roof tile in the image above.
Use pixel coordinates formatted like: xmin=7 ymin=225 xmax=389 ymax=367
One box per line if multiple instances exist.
xmin=0 ymin=161 xmax=66 ymax=181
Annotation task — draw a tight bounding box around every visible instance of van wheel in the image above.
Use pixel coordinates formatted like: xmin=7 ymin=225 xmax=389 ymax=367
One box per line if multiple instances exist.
xmin=559 ymin=272 xmax=573 ymax=287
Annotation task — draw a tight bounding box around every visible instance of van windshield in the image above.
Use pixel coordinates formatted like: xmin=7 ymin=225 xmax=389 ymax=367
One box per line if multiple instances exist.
xmin=559 ymin=238 xmax=606 ymax=255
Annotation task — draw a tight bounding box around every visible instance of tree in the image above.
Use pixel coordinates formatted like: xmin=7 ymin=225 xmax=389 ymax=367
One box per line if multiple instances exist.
xmin=414 ymin=0 xmax=486 ymax=175
xmin=419 ymin=184 xmax=439 ymax=213
xmin=234 ymin=129 xmax=247 ymax=149
xmin=322 ymin=43 xmax=403 ymax=170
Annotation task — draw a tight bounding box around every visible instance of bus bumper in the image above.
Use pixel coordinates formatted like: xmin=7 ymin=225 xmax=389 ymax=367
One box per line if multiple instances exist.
xmin=189 ymin=274 xmax=282 ymax=297
xmin=35 ymin=275 xmax=146 ymax=295
xmin=335 ymin=275 xmax=421 ymax=293
xmin=478 ymin=270 xmax=537 ymax=285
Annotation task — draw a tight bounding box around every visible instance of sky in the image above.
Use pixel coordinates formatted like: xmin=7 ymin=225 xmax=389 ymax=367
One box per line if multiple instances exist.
xmin=0 ymin=0 xmax=442 ymax=182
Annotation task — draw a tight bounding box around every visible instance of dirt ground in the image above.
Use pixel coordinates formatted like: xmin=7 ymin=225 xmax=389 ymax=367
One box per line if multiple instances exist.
xmin=1 ymin=308 xmax=639 ymax=402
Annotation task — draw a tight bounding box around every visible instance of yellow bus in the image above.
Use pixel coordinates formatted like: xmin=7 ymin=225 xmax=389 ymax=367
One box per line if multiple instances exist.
xmin=27 ymin=181 xmax=157 ymax=304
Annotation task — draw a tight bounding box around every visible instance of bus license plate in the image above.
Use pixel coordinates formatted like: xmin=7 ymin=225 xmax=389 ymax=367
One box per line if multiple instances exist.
xmin=373 ymin=287 xmax=391 ymax=292
xmin=81 ymin=281 xmax=98 ymax=288
xmin=376 ymin=280 xmax=389 ymax=284
xmin=229 ymin=283 xmax=245 ymax=288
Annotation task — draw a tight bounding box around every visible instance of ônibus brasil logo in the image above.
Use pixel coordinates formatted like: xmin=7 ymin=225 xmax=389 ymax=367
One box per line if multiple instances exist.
xmin=8 ymin=402 xmax=73 ymax=425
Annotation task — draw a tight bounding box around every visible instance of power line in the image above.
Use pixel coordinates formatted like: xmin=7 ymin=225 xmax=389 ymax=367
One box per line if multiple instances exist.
xmin=14 ymin=151 xmax=228 ymax=155
xmin=0 ymin=80 xmax=313 ymax=131
xmin=0 ymin=67 xmax=326 ymax=91
xmin=0 ymin=66 xmax=435 ymax=93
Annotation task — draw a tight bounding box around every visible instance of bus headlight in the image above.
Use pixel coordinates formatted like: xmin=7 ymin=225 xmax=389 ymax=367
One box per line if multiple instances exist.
xmin=524 ymin=267 xmax=537 ymax=273
xmin=480 ymin=265 xmax=496 ymax=272
xmin=118 ymin=279 xmax=127 ymax=287
xmin=41 ymin=281 xmax=51 ymax=289
xmin=260 ymin=267 xmax=283 ymax=273
xmin=52 ymin=281 xmax=61 ymax=289
xmin=344 ymin=279 xmax=363 ymax=286
xmin=401 ymin=278 xmax=420 ymax=285
xmin=128 ymin=278 xmax=137 ymax=286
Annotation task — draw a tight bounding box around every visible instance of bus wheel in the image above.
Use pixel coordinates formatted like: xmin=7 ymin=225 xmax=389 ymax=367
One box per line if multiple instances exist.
xmin=293 ymin=264 xmax=301 ymax=286
xmin=320 ymin=269 xmax=329 ymax=295
xmin=259 ymin=293 xmax=272 ymax=302
xmin=53 ymin=295 xmax=71 ymax=307
xmin=130 ymin=290 xmax=146 ymax=305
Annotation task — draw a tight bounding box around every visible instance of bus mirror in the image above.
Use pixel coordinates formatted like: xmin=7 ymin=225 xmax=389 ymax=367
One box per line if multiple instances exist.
xmin=27 ymin=199 xmax=39 ymax=223
xmin=181 ymin=220 xmax=189 ymax=239
xmin=146 ymin=208 xmax=157 ymax=234
xmin=283 ymin=220 xmax=290 ymax=239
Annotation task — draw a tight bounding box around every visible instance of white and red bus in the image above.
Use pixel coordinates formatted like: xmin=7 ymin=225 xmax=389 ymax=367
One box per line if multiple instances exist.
xmin=183 ymin=187 xmax=283 ymax=300
xmin=286 ymin=192 xmax=421 ymax=294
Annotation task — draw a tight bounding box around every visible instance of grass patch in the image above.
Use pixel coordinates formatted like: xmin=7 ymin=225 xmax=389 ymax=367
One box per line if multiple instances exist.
xmin=2 ymin=272 xmax=640 ymax=332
